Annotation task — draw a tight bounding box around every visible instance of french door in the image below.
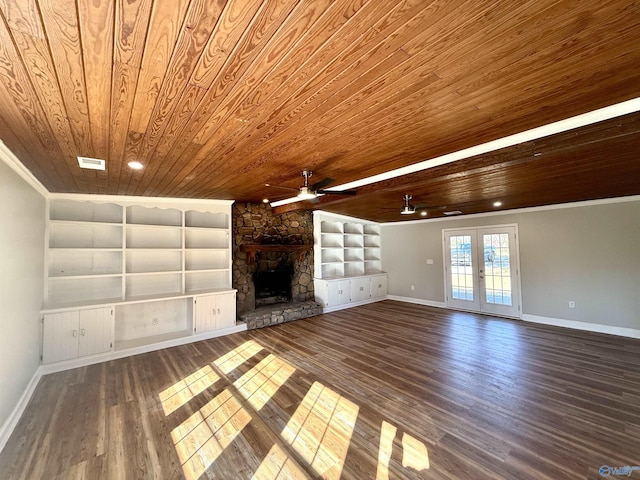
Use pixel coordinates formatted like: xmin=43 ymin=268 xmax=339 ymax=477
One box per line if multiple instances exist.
xmin=444 ymin=225 xmax=521 ymax=318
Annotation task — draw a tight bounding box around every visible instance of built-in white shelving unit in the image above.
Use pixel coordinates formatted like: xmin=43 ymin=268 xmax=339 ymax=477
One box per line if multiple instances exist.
xmin=41 ymin=195 xmax=241 ymax=369
xmin=313 ymin=211 xmax=387 ymax=312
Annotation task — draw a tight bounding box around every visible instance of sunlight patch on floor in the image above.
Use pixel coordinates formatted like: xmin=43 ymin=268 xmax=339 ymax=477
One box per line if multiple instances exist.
xmin=376 ymin=420 xmax=397 ymax=480
xmin=214 ymin=340 xmax=264 ymax=374
xmin=171 ymin=388 xmax=252 ymax=480
xmin=251 ymin=444 xmax=308 ymax=480
xmin=402 ymin=432 xmax=429 ymax=471
xmin=159 ymin=365 xmax=220 ymax=416
xmin=376 ymin=419 xmax=430 ymax=477
xmin=281 ymin=381 xmax=358 ymax=480
xmin=233 ymin=353 xmax=296 ymax=411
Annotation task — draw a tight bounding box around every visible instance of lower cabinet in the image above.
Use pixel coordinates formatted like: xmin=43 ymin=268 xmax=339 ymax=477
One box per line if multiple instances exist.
xmin=327 ymin=280 xmax=350 ymax=307
xmin=350 ymin=277 xmax=371 ymax=303
xmin=194 ymin=292 xmax=236 ymax=333
xmin=370 ymin=274 xmax=388 ymax=299
xmin=43 ymin=307 xmax=113 ymax=364
xmin=42 ymin=290 xmax=238 ymax=366
xmin=314 ymin=273 xmax=388 ymax=312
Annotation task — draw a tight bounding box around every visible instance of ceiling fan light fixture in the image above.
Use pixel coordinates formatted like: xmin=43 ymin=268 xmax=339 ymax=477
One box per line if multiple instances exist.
xmin=297 ymin=186 xmax=316 ymax=200
xmin=400 ymin=205 xmax=416 ymax=215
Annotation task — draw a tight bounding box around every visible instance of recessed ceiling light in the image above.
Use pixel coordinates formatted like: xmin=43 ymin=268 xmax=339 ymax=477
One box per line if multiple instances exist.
xmin=443 ymin=210 xmax=462 ymax=216
xmin=262 ymin=198 xmax=269 ymax=203
xmin=421 ymin=211 xmax=428 ymax=216
xmin=493 ymin=201 xmax=503 ymax=207
xmin=128 ymin=161 xmax=143 ymax=170
xmin=78 ymin=156 xmax=105 ymax=170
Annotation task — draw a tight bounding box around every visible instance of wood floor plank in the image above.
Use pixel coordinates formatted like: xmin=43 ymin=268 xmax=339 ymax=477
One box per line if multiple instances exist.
xmin=2 ymin=300 xmax=640 ymax=479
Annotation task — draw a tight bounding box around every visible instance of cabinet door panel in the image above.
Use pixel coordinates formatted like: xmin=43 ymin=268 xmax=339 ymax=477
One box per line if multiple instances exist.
xmin=327 ymin=281 xmax=339 ymax=306
xmin=371 ymin=275 xmax=388 ymax=298
xmin=350 ymin=278 xmax=370 ymax=302
xmin=215 ymin=293 xmax=236 ymax=330
xmin=195 ymin=295 xmax=217 ymax=333
xmin=338 ymin=281 xmax=350 ymax=304
xmin=78 ymin=308 xmax=113 ymax=357
xmin=43 ymin=312 xmax=80 ymax=363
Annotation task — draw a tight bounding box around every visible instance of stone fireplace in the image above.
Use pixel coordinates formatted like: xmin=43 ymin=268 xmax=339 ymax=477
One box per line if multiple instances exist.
xmin=233 ymin=203 xmax=321 ymax=328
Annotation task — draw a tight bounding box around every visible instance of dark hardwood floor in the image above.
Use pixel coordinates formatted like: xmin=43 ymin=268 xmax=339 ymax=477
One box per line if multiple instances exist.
xmin=2 ymin=300 xmax=640 ymax=479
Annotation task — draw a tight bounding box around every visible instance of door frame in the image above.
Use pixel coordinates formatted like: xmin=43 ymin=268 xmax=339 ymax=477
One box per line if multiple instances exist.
xmin=442 ymin=223 xmax=523 ymax=319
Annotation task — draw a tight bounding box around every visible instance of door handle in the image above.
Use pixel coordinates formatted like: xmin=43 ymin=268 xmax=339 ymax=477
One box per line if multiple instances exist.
xmin=72 ymin=330 xmax=78 ymax=337
xmin=81 ymin=328 xmax=86 ymax=336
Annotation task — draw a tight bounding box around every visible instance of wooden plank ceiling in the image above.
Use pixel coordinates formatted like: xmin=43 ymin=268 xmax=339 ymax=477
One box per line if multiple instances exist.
xmin=0 ymin=0 xmax=639 ymax=222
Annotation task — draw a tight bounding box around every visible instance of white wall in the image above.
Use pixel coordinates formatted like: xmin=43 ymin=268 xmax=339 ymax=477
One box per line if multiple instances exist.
xmin=381 ymin=198 xmax=640 ymax=330
xmin=0 ymin=158 xmax=45 ymax=433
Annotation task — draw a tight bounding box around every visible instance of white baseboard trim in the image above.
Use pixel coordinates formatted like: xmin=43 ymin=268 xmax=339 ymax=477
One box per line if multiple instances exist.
xmin=0 ymin=367 xmax=43 ymax=453
xmin=321 ymin=297 xmax=387 ymax=313
xmin=522 ymin=314 xmax=640 ymax=339
xmin=386 ymin=295 xmax=447 ymax=309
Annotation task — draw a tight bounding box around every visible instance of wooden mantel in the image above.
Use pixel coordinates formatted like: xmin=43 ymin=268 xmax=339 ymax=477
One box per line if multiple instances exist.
xmin=239 ymin=244 xmax=312 ymax=265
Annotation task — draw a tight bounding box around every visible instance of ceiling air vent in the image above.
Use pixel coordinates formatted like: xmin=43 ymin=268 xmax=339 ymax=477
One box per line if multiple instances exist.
xmin=77 ymin=156 xmax=106 ymax=170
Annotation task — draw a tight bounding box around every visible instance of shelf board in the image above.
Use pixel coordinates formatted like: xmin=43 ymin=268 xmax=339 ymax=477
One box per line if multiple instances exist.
xmin=125 ymin=247 xmax=182 ymax=251
xmin=48 ymin=272 xmax=122 ymax=279
xmin=115 ymin=329 xmax=192 ymax=351
xmin=42 ymin=296 xmax=125 ymax=312
xmin=126 ymin=223 xmax=182 ymax=229
xmin=185 ymin=268 xmax=229 ymax=273
xmin=184 ymin=225 xmax=228 ymax=231
xmin=186 ymin=287 xmax=235 ymax=296
xmin=49 ymin=219 xmax=123 ymax=226
xmin=125 ymin=270 xmax=182 ymax=276
xmin=49 ymin=247 xmax=123 ymax=252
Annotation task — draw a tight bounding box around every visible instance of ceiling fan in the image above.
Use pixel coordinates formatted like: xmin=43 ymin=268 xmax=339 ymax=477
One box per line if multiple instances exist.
xmin=382 ymin=194 xmax=447 ymax=216
xmin=267 ymin=170 xmax=357 ymax=201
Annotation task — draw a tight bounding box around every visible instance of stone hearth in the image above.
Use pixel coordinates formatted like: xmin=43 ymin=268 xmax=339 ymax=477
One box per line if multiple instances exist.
xmin=239 ymin=301 xmax=323 ymax=329
xmin=233 ymin=203 xmax=321 ymax=329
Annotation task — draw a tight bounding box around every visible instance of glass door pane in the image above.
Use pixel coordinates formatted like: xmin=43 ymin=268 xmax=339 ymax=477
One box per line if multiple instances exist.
xmin=444 ymin=226 xmax=520 ymax=318
xmin=478 ymin=226 xmax=520 ymax=317
xmin=444 ymin=232 xmax=480 ymax=311
xmin=482 ymin=233 xmax=512 ymax=306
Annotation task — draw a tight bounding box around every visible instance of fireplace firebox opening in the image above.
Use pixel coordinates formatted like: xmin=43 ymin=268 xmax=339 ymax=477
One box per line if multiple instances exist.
xmin=254 ymin=267 xmax=293 ymax=306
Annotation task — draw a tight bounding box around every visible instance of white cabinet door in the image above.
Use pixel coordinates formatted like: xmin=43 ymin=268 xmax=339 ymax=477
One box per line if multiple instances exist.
xmin=215 ymin=292 xmax=236 ymax=330
xmin=370 ymin=275 xmax=388 ymax=299
xmin=327 ymin=280 xmax=350 ymax=307
xmin=43 ymin=307 xmax=113 ymax=363
xmin=194 ymin=295 xmax=217 ymax=333
xmin=78 ymin=307 xmax=113 ymax=357
xmin=350 ymin=277 xmax=370 ymax=302
xmin=43 ymin=311 xmax=80 ymax=363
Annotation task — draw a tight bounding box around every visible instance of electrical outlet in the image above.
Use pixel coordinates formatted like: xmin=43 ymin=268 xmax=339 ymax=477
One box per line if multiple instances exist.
xmin=568 ymin=301 xmax=575 ymax=309
xmin=411 ymin=285 xmax=415 ymax=291
xmin=152 ymin=317 xmax=159 ymax=325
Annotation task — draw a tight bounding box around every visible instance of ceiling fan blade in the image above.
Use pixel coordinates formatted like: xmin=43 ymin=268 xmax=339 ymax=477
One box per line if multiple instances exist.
xmin=311 ymin=177 xmax=334 ymax=190
xmin=316 ymin=189 xmax=356 ymax=195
